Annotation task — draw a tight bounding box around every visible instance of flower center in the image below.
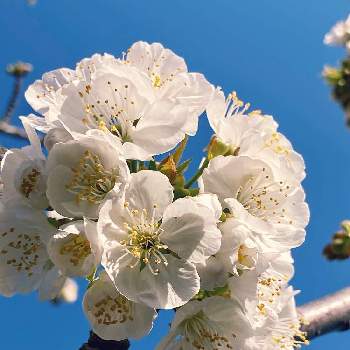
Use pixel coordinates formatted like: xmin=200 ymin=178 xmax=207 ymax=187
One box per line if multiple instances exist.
xmin=20 ymin=168 xmax=41 ymax=198
xmin=235 ymin=168 xmax=292 ymax=223
xmin=92 ymin=294 xmax=134 ymax=326
xmin=179 ymin=311 xmax=233 ymax=350
xmin=237 ymin=244 xmax=256 ymax=269
xmin=270 ymin=318 xmax=309 ymax=349
xmin=120 ymin=204 xmax=169 ymax=275
xmin=256 ymin=273 xmax=286 ymax=317
xmin=66 ymin=150 xmax=118 ymax=205
xmin=59 ymin=235 xmax=91 ymax=266
xmin=79 ymin=82 xmax=136 ymax=143
xmin=152 ymin=74 xmax=162 ymax=88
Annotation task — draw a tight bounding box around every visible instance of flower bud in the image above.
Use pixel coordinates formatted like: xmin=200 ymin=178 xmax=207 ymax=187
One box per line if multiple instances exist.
xmin=6 ymin=61 xmax=33 ymax=77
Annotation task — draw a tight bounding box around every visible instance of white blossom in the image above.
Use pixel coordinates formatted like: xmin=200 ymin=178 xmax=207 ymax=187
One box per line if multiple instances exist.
xmin=46 ymin=130 xmax=130 ymax=218
xmin=229 ymin=253 xmax=296 ymax=327
xmin=157 ymin=296 xmax=251 ymax=350
xmin=126 ymin=41 xmax=214 ymax=135
xmin=97 ymin=170 xmax=222 ymax=309
xmin=48 ymin=220 xmax=97 ymax=277
xmin=324 ymin=15 xmax=350 ymax=51
xmin=244 ymin=287 xmax=308 ymax=350
xmin=206 ymin=90 xmax=305 ymax=182
xmin=0 ymin=201 xmax=55 ymax=296
xmin=200 ymin=155 xmax=309 ymax=248
xmin=25 ymin=43 xmax=213 ymax=160
xmin=83 ymin=271 xmax=157 ymax=341
xmin=1 ymin=117 xmax=48 ymax=209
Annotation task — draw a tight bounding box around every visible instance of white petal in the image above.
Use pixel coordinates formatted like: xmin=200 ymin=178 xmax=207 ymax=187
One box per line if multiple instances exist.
xmin=25 ymin=67 xmax=76 ymax=115
xmin=38 ymin=266 xmax=66 ymax=301
xmin=126 ymin=41 xmax=187 ymax=82
xmin=103 ymin=244 xmax=200 ymax=309
xmin=83 ymin=271 xmax=156 ymax=340
xmin=125 ymin=170 xmax=174 ymax=221
xmin=161 ymin=196 xmax=221 ymax=264
xmin=131 ymin=100 xmax=188 ymax=158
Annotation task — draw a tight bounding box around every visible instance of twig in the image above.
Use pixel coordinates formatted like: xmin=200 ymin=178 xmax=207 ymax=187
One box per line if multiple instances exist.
xmin=2 ymin=76 xmax=23 ymax=124
xmin=298 ymin=287 xmax=350 ymax=340
xmin=0 ymin=121 xmax=28 ymax=140
xmin=184 ymin=157 xmax=209 ymax=189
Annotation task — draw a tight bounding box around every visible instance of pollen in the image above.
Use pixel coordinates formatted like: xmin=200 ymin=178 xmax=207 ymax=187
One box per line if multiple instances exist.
xmin=179 ymin=311 xmax=234 ymax=350
xmin=121 ymin=204 xmax=169 ymax=275
xmin=92 ymin=294 xmax=134 ymax=326
xmin=59 ymin=235 xmax=91 ymax=266
xmin=1 ymin=229 xmax=43 ymax=277
xmin=152 ymin=75 xmax=162 ymax=88
xmin=235 ymin=169 xmax=291 ymax=223
xmin=20 ymin=168 xmax=41 ymax=198
xmin=66 ymin=150 xmax=118 ymax=205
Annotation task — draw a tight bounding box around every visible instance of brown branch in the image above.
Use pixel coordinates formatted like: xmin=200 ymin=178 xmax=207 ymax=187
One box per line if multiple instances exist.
xmin=2 ymin=76 xmax=23 ymax=124
xmin=298 ymin=287 xmax=350 ymax=340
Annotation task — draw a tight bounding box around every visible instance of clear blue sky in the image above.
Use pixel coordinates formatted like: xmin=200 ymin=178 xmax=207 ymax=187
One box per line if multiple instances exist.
xmin=1 ymin=0 xmax=350 ymax=349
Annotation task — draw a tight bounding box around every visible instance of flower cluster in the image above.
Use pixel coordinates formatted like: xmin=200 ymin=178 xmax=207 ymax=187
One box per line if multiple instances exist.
xmin=0 ymin=41 xmax=309 ymax=349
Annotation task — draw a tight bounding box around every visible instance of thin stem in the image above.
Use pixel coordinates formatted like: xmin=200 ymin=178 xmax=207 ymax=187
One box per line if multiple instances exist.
xmin=0 ymin=121 xmax=28 ymax=139
xmin=173 ymin=135 xmax=189 ymax=164
xmin=2 ymin=76 xmax=22 ymax=123
xmin=184 ymin=158 xmax=209 ymax=189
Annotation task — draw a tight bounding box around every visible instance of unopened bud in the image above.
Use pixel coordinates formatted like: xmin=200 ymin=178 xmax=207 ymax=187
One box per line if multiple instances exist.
xmin=59 ymin=278 xmax=78 ymax=303
xmin=158 ymin=155 xmax=177 ymax=184
xmin=207 ymin=136 xmax=237 ymax=160
xmin=6 ymin=61 xmax=33 ymax=77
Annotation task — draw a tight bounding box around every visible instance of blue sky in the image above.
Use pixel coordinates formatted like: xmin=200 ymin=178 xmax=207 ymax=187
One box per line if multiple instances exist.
xmin=1 ymin=0 xmax=350 ymax=349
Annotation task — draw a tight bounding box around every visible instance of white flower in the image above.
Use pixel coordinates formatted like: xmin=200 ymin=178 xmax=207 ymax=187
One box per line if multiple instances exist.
xmin=48 ymin=220 xmax=97 ymax=277
xmin=97 ymin=170 xmax=222 ymax=309
xmin=206 ymin=90 xmax=305 ymax=182
xmin=157 ymin=296 xmax=251 ymax=350
xmin=1 ymin=117 xmax=48 ymax=209
xmin=57 ymin=70 xmax=192 ymax=160
xmin=324 ymin=15 xmax=350 ymax=51
xmin=46 ymin=130 xmax=130 ymax=218
xmin=228 ymin=253 xmax=295 ymax=327
xmin=200 ymin=155 xmax=309 ymax=248
xmin=126 ymin=41 xmax=214 ymax=135
xmin=0 ymin=201 xmax=54 ymax=296
xmin=244 ymin=287 xmax=308 ymax=350
xmin=83 ymin=271 xmax=157 ymax=341
xmin=25 ymin=44 xmax=211 ymax=160
xmin=215 ymin=197 xmax=298 ymax=279
xmin=218 ymin=219 xmax=258 ymax=275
